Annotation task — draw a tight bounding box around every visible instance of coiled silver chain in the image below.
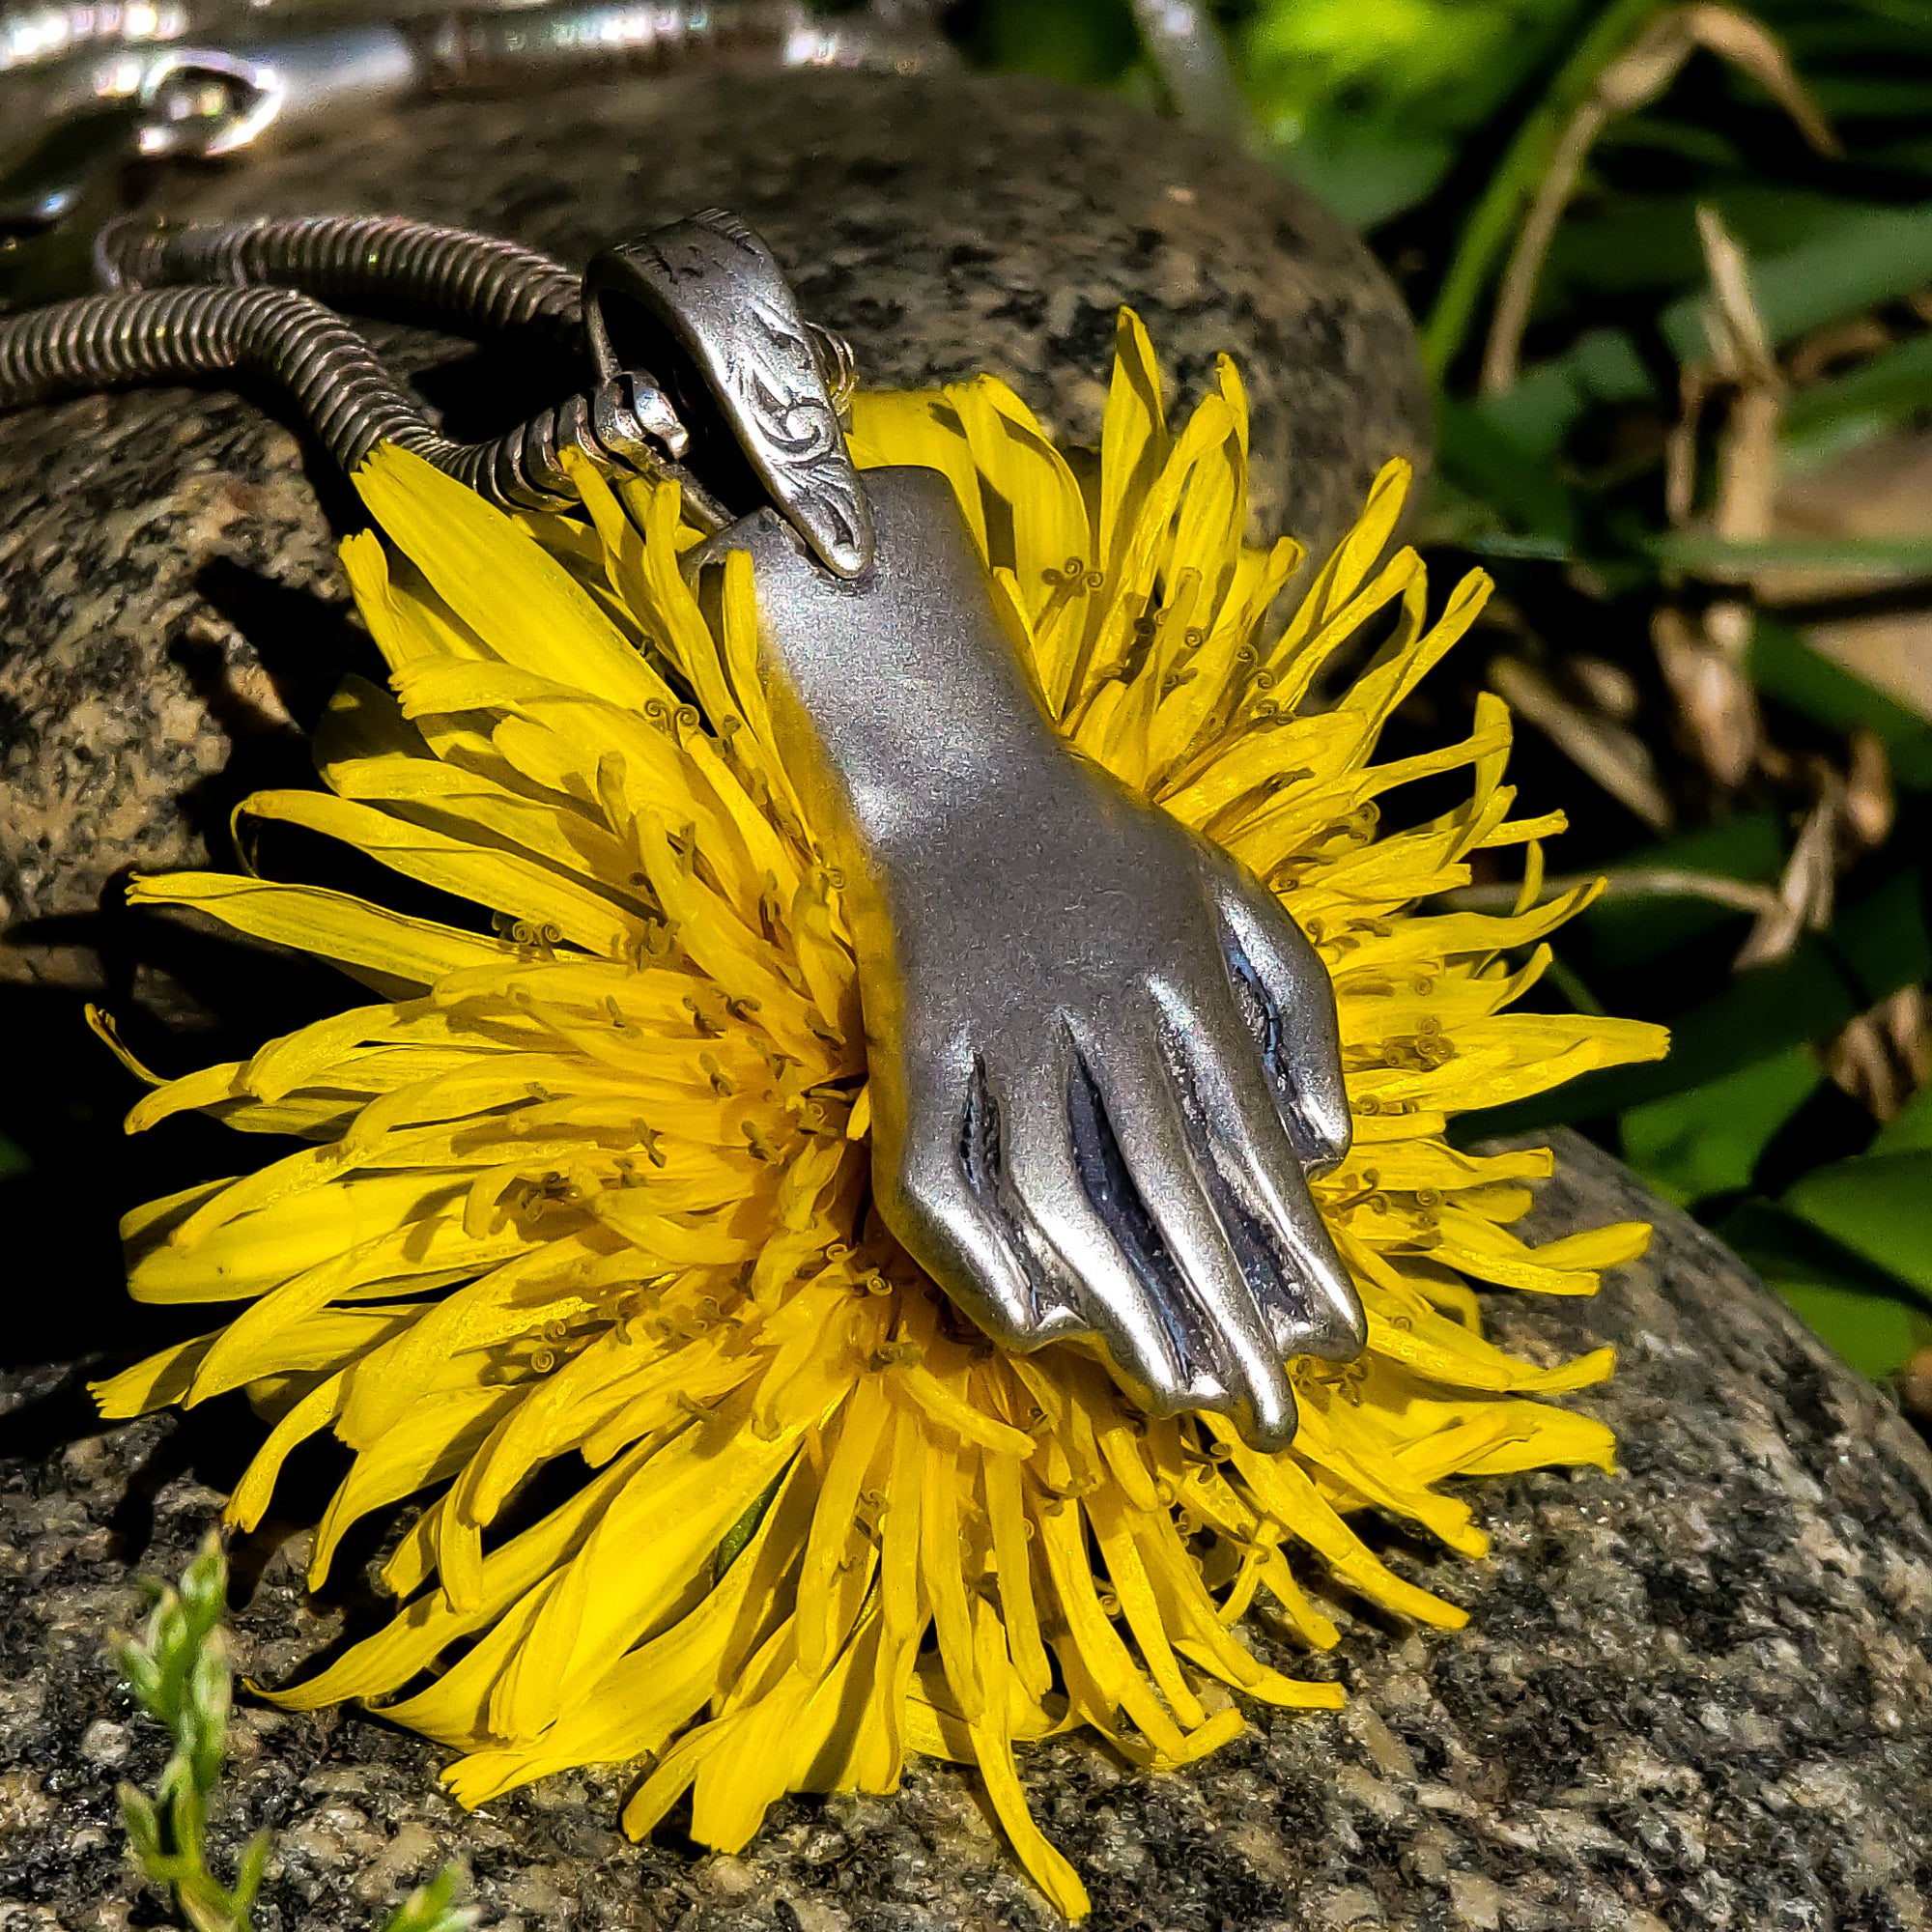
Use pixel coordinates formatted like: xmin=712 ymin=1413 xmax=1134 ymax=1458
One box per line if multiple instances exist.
xmin=99 ymin=212 xmax=583 ymax=344
xmin=0 ymin=3 xmax=917 ymax=510
xmin=0 ymin=208 xmax=870 ymax=518
xmin=0 ymin=213 xmax=748 ymax=515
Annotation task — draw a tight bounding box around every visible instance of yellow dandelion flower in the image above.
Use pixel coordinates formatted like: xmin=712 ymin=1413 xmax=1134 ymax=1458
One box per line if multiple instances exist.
xmin=92 ymin=309 xmax=1667 ymax=1920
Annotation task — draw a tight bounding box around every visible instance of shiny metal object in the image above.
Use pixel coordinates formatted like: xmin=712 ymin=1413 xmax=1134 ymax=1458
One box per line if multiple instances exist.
xmin=0 ymin=204 xmax=1365 ymax=1445
xmin=0 ymin=275 xmax=709 ymax=514
xmin=585 ymin=211 xmax=872 ymax=578
xmin=0 ymin=209 xmax=730 ymax=514
xmin=693 ymin=476 xmax=1362 ymax=1446
xmin=1129 ymin=0 xmax=1256 ymax=146
xmin=0 ymin=2 xmax=952 ymax=308
xmin=1 ymin=0 xmax=187 ymax=75
xmin=4 ymin=2 xmax=951 ymax=147
xmin=84 ymin=209 xmax=860 ymax=521
xmin=97 ymin=210 xmax=582 ymax=335
xmin=131 ymin=26 xmax=419 ymax=157
xmin=660 ymin=223 xmax=1364 ymax=1447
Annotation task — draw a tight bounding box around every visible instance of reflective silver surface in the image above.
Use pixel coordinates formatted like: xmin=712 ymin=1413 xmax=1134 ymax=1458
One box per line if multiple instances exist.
xmin=692 ymin=471 xmax=1365 ymax=1448
xmin=0 ymin=275 xmax=709 ymax=515
xmin=0 ymin=192 xmax=1368 ymax=1445
xmin=0 ymin=3 xmax=953 ymax=307
xmin=584 ymin=209 xmax=873 ymax=578
xmin=0 ymin=209 xmax=735 ymax=514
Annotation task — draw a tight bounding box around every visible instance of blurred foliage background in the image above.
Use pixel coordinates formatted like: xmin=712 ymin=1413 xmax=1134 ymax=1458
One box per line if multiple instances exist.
xmin=951 ymin=0 xmax=1932 ymax=1408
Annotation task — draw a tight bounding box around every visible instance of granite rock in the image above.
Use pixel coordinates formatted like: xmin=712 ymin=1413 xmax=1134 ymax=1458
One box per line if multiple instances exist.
xmin=3 ymin=1131 xmax=1929 ymax=1931
xmin=0 ymin=65 xmax=1429 ymax=1002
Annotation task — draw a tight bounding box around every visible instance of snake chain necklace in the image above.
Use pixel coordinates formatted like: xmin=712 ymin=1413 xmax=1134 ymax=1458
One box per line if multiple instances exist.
xmin=0 ymin=17 xmax=1362 ymax=1445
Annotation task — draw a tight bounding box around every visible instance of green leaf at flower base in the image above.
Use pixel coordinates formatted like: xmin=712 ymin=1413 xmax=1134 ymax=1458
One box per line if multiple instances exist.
xmin=1621 ymin=1042 xmax=1822 ymax=1206
xmin=1770 ymin=1280 xmax=1932 ymax=1380
xmin=1718 ymin=1197 xmax=1932 ymax=1378
xmin=1783 ymin=1150 xmax=1932 ymax=1302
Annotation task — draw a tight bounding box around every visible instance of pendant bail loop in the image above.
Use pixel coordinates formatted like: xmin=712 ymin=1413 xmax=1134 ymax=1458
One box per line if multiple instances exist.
xmin=582 ymin=209 xmax=873 ymax=579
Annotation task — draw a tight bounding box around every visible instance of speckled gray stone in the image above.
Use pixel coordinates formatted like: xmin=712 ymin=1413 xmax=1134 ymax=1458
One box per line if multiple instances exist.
xmin=0 ymin=66 xmax=1428 ymax=1004
xmin=3 ymin=1132 xmax=1929 ymax=1930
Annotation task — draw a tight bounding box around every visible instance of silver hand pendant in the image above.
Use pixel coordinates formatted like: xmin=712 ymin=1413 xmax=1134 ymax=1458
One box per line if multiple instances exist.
xmin=697 ymin=471 xmax=1365 ymax=1447
xmin=604 ymin=213 xmax=1367 ymax=1447
xmin=0 ymin=202 xmax=1369 ymax=1447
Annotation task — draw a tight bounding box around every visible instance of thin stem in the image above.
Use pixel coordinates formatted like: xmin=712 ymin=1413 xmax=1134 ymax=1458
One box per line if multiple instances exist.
xmin=1443 ymin=867 xmax=1781 ymax=916
xmin=1479 ymin=98 xmax=1613 ymax=396
xmin=1129 ymin=0 xmax=1259 ymax=146
xmin=1422 ymin=0 xmax=1666 ymax=384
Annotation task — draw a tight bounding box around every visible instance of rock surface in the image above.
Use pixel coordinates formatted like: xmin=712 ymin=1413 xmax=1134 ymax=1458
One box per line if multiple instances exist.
xmin=0 ymin=65 xmax=1429 ymax=1000
xmin=3 ymin=1131 xmax=1929 ymax=1931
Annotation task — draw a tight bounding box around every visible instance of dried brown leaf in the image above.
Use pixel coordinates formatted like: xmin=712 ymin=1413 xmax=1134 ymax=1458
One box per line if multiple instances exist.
xmin=1844 ymin=726 xmax=1895 ymax=851
xmin=1569 ymin=654 xmax=1642 ymax=723
xmin=1695 ymin=203 xmax=1779 ymax=386
xmin=1824 ymin=985 xmax=1927 ymax=1122
xmin=1481 ymin=5 xmax=1834 ymax=395
xmin=1788 ymin=315 xmax=1893 ymax=387
xmin=1488 ymin=656 xmax=1675 ymax=830
xmin=1734 ymin=772 xmax=1843 ymax=969
xmin=1653 ymin=605 xmax=1762 ymax=789
xmin=1827 ymin=1011 xmax=1902 ymax=1119
xmin=1678 ymin=4 xmax=1840 ymax=159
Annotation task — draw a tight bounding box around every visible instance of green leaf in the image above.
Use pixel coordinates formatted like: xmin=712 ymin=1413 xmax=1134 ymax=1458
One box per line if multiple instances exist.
xmin=964 ymin=0 xmax=1141 ymax=84
xmin=119 ymin=1783 xmax=162 ymax=1862
xmin=1770 ymin=1279 xmax=1930 ymax=1379
xmin=1455 ymin=869 xmax=1927 ymax=1139
xmin=1871 ymin=1083 xmax=1932 ymax=1155
xmin=1749 ymin=621 xmax=1932 ymax=789
xmin=1783 ymin=331 xmax=1932 ymax=453
xmin=1484 ymin=198 xmax=1932 ymax=457
xmin=1435 ymin=397 xmax=1578 ymax=544
xmin=1455 ymin=936 xmax=1852 ymax=1138
xmin=1784 ymin=1150 xmax=1932 ymax=1301
xmin=1620 ymin=1042 xmax=1821 ymax=1206
xmin=1274 ymin=121 xmax=1456 ymax=228
xmin=233 ymin=1832 xmax=270 ymax=1914
xmin=1719 ymin=1197 xmax=1901 ymax=1289
xmin=384 ymin=1867 xmax=477 ymax=1932
xmin=1471 ymin=327 xmax=1656 ymax=458
xmin=1801 ymin=73 xmax=1932 ymax=117
xmin=1659 ymin=201 xmax=1932 ymax=363
xmin=179 ymin=1536 xmax=228 ymax=1637
xmin=1419 ymin=0 xmax=1674 ymax=378
xmin=185 ymin=1635 xmax=232 ymax=1796
xmin=714 ymin=1464 xmax=787 ymax=1582
xmin=1832 ymin=865 xmax=1932 ymax=1005
xmin=118 ymin=1641 xmax=162 ymax=1712
xmin=1654 ymin=531 xmax=1932 ymax=577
